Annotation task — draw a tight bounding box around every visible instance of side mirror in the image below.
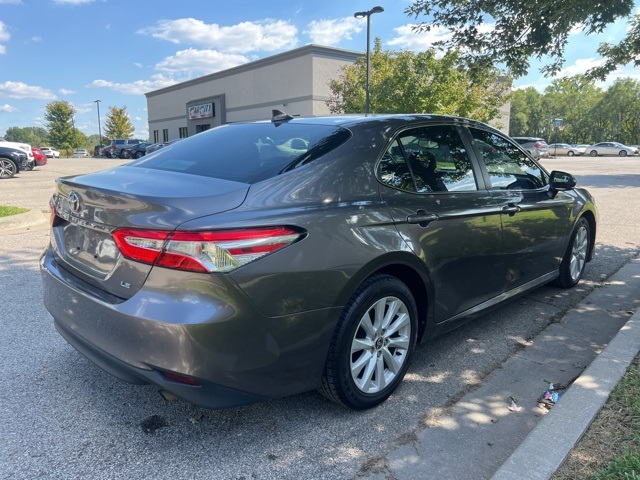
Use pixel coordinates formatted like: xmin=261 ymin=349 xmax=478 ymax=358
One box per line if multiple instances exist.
xmin=549 ymin=170 xmax=577 ymax=191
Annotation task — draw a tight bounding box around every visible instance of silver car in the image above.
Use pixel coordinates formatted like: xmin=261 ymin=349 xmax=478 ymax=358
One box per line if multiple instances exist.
xmin=586 ymin=142 xmax=636 ymax=157
xmin=40 ymin=113 xmax=597 ymax=410
xmin=511 ymin=137 xmax=550 ymax=159
xmin=547 ymin=144 xmax=585 ymax=157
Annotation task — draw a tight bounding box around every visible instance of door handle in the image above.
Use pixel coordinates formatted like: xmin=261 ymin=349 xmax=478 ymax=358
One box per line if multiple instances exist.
xmin=501 ymin=204 xmax=521 ymax=216
xmin=407 ymin=210 xmax=439 ymax=227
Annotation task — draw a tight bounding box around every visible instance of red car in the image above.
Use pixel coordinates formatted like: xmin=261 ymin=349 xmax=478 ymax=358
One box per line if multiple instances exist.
xmin=32 ymin=147 xmax=48 ymax=166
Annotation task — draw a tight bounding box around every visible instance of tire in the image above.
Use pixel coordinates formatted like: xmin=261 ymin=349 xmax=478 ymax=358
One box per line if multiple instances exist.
xmin=319 ymin=274 xmax=418 ymax=409
xmin=589 ymin=150 xmax=598 ymax=157
xmin=23 ymin=161 xmax=34 ymax=171
xmin=554 ymin=217 xmax=590 ymax=288
xmin=105 ymin=152 xmax=112 ymax=159
xmin=135 ymin=151 xmax=144 ymax=159
xmin=567 ymin=151 xmax=574 ymax=157
xmin=619 ymin=150 xmax=627 ymax=157
xmin=0 ymin=158 xmax=17 ymax=178
xmin=121 ymin=151 xmax=130 ymax=159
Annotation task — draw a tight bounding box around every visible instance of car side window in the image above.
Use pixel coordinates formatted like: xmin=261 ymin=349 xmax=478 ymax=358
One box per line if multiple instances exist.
xmin=469 ymin=128 xmax=548 ymax=190
xmin=378 ymin=125 xmax=477 ymax=193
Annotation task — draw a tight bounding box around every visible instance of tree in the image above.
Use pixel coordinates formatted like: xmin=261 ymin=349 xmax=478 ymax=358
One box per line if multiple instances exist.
xmin=327 ymin=39 xmax=511 ymax=125
xmin=104 ymin=106 xmax=135 ymax=140
xmin=405 ymin=0 xmax=638 ymax=79
xmin=44 ymin=101 xmax=75 ymax=152
xmin=3 ymin=126 xmax=48 ymax=146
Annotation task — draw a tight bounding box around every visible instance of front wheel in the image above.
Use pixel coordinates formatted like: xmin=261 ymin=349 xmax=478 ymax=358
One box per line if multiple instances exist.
xmin=619 ymin=150 xmax=627 ymax=157
xmin=589 ymin=150 xmax=598 ymax=157
xmin=0 ymin=158 xmax=17 ymax=178
xmin=319 ymin=274 xmax=418 ymax=409
xmin=135 ymin=151 xmax=144 ymax=159
xmin=554 ymin=217 xmax=590 ymax=288
xmin=567 ymin=151 xmax=574 ymax=157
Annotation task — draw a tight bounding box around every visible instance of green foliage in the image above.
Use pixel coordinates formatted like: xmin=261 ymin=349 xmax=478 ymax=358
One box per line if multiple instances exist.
xmin=44 ymin=101 xmax=76 ymax=151
xmin=0 ymin=206 xmax=29 ymax=217
xmin=327 ymin=39 xmax=511 ymax=125
xmin=405 ymin=0 xmax=637 ymax=79
xmin=3 ymin=126 xmax=48 ymax=147
xmin=509 ymin=76 xmax=640 ymax=145
xmin=104 ymin=106 xmax=135 ymax=140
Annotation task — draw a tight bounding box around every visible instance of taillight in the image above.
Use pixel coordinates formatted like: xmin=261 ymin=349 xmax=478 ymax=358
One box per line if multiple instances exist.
xmin=535 ymin=142 xmax=542 ymax=148
xmin=112 ymin=227 xmax=303 ymax=273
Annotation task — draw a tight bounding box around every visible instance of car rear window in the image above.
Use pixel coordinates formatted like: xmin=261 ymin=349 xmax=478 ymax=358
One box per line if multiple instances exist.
xmin=129 ymin=123 xmax=351 ymax=184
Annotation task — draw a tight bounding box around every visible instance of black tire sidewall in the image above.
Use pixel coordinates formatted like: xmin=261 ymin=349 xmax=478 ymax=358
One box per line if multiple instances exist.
xmin=329 ymin=275 xmax=418 ymax=409
xmin=555 ymin=217 xmax=590 ymax=288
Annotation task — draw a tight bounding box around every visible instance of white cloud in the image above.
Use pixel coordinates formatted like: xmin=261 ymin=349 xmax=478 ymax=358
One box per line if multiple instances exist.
xmin=59 ymin=88 xmax=76 ymax=95
xmin=0 ymin=0 xmax=22 ymax=4
xmin=32 ymin=35 xmax=42 ymax=42
xmin=557 ymin=57 xmax=605 ymax=77
xmin=387 ymin=24 xmax=453 ymax=51
xmin=0 ymin=81 xmax=56 ymax=99
xmin=138 ymin=18 xmax=298 ymax=53
xmin=155 ymin=48 xmax=249 ymax=74
xmin=73 ymin=102 xmax=93 ymax=114
xmin=53 ymin=0 xmax=93 ymax=4
xmin=89 ymin=74 xmax=177 ymax=95
xmin=134 ymin=62 xmax=143 ymax=68
xmin=0 ymin=21 xmax=10 ymax=53
xmin=303 ymin=17 xmax=362 ymax=46
xmin=0 ymin=104 xmax=18 ymax=112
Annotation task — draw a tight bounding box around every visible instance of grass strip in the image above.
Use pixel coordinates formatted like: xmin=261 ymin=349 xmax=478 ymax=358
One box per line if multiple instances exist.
xmin=0 ymin=205 xmax=29 ymax=218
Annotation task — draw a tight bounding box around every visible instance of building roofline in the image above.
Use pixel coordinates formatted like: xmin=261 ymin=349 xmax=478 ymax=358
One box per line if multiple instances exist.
xmin=145 ymin=44 xmax=363 ymax=98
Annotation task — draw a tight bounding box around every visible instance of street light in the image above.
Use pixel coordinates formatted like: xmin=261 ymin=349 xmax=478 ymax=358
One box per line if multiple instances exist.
xmin=94 ymin=99 xmax=103 ymax=148
xmin=354 ymin=6 xmax=384 ymax=116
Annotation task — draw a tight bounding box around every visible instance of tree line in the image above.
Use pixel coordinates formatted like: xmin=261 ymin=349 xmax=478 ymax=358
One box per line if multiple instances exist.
xmin=3 ymin=101 xmax=136 ymax=153
xmin=510 ymin=77 xmax=640 ymax=145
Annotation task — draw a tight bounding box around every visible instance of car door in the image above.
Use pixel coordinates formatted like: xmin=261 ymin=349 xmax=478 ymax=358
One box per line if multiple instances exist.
xmin=466 ymin=127 xmax=577 ymax=290
xmin=378 ymin=124 xmax=507 ymax=323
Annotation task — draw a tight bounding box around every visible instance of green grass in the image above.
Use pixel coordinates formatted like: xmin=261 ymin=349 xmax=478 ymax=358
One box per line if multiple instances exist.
xmin=0 ymin=206 xmax=29 ymax=218
xmin=554 ymin=355 xmax=640 ymax=479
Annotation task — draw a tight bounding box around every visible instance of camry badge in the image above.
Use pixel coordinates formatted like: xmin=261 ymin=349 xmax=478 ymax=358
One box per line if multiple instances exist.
xmin=69 ymin=191 xmax=82 ymax=214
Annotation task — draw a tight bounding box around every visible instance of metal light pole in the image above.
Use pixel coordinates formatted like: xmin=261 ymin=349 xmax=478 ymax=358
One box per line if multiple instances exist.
xmin=354 ymin=6 xmax=384 ymax=116
xmin=94 ymin=99 xmax=103 ymax=147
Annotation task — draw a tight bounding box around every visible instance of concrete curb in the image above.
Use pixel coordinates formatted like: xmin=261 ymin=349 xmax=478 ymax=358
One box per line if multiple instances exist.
xmin=492 ymin=310 xmax=640 ymax=480
xmin=0 ymin=208 xmax=48 ymax=232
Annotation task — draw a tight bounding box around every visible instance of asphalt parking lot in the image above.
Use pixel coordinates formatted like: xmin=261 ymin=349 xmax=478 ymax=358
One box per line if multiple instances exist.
xmin=1 ymin=155 xmax=639 ymax=479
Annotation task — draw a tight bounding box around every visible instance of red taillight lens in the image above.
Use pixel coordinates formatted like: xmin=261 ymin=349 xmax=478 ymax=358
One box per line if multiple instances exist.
xmin=112 ymin=227 xmax=303 ymax=273
xmin=535 ymin=142 xmax=542 ymax=148
xmin=160 ymin=371 xmax=200 ymax=386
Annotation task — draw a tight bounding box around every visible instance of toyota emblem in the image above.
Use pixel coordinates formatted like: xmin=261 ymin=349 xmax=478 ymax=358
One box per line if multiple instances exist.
xmin=69 ymin=191 xmax=82 ymax=214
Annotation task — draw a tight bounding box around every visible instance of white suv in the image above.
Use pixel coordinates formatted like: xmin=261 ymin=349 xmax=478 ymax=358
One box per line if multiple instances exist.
xmin=41 ymin=147 xmax=61 ymax=158
xmin=0 ymin=137 xmax=34 ymax=160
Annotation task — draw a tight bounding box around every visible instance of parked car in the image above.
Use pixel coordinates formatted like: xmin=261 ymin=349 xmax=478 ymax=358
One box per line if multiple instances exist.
xmin=145 ymin=139 xmax=181 ymax=154
xmin=108 ymin=139 xmax=143 ymax=159
xmin=547 ymin=143 xmax=585 ymax=157
xmin=0 ymin=146 xmax=25 ymax=178
xmin=586 ymin=142 xmax=636 ymax=157
xmin=0 ymin=137 xmax=34 ymax=161
xmin=41 ymin=113 xmax=597 ymax=410
xmin=72 ymin=149 xmax=90 ymax=158
xmin=511 ymin=137 xmax=550 ymax=159
xmin=121 ymin=142 xmax=153 ymax=159
xmin=31 ymin=147 xmax=48 ymax=166
xmin=40 ymin=147 xmax=60 ymax=158
xmin=93 ymin=144 xmax=106 ymax=156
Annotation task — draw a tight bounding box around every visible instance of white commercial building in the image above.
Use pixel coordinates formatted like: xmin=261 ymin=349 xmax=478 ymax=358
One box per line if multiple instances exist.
xmin=145 ymin=45 xmax=362 ymax=143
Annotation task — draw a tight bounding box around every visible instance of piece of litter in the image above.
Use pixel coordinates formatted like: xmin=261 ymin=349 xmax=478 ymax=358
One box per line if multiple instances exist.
xmin=507 ymin=398 xmax=522 ymax=413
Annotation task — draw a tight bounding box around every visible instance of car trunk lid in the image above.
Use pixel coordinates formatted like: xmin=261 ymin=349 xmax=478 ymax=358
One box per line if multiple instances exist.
xmin=50 ymin=166 xmax=250 ymax=299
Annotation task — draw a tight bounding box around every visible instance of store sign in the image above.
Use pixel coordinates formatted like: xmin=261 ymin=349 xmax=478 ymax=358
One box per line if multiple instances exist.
xmin=188 ymin=103 xmax=214 ymax=119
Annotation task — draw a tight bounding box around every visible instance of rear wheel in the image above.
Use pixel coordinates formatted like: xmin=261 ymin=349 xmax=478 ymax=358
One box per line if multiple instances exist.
xmin=619 ymin=150 xmax=627 ymax=157
xmin=135 ymin=151 xmax=144 ymax=159
xmin=0 ymin=158 xmax=17 ymax=178
xmin=320 ymin=274 xmax=418 ymax=409
xmin=554 ymin=217 xmax=590 ymax=288
xmin=567 ymin=151 xmax=574 ymax=157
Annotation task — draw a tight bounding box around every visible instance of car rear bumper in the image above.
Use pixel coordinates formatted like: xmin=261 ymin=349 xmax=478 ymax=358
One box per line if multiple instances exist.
xmin=40 ymin=247 xmax=339 ymax=408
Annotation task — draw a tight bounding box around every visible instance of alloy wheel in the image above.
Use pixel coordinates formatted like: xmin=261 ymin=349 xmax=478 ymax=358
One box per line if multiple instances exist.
xmin=569 ymin=224 xmax=589 ymax=282
xmin=350 ymin=296 xmax=412 ymax=394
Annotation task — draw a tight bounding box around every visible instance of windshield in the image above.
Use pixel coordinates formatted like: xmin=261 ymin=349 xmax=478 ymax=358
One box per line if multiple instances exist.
xmin=129 ymin=122 xmax=351 ymax=184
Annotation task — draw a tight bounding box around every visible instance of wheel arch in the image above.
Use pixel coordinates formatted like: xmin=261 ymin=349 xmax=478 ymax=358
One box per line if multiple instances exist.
xmin=338 ymin=252 xmax=432 ymax=344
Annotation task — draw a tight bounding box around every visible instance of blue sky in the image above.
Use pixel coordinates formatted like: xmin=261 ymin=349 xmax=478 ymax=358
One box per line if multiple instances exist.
xmin=1 ymin=0 xmax=639 ymax=140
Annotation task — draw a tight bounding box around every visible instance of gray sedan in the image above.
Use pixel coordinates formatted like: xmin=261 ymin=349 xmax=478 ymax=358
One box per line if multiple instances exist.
xmin=40 ymin=113 xmax=597 ymax=411
xmin=548 ymin=143 xmax=585 ymax=157
xmin=586 ymin=142 xmax=636 ymax=157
